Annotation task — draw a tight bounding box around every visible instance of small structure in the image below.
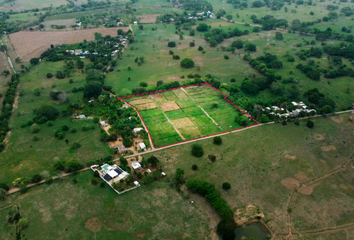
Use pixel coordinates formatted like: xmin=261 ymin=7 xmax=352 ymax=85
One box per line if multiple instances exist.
xmin=113 ymin=145 xmax=127 ymax=153
xmin=122 ymin=103 xmax=129 ymax=109
xmin=133 ymin=21 xmax=138 ymax=25
xmin=79 ymin=114 xmax=86 ymax=119
xmin=74 ymin=49 xmax=82 ymax=55
xmin=131 ymin=161 xmax=141 ymax=170
xmin=134 ymin=181 xmax=140 ymax=186
xmin=161 ymin=172 xmax=166 ymax=176
xmin=139 ymin=142 xmax=146 ymax=150
xmin=133 ymin=127 xmax=143 ymax=133
xmin=100 ymin=121 xmax=108 ymax=127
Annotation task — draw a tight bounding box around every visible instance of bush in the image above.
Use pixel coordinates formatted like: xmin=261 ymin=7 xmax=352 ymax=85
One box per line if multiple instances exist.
xmin=168 ymin=41 xmax=176 ymax=47
xmin=306 ymin=120 xmax=314 ymax=128
xmin=222 ymin=182 xmax=231 ymax=190
xmin=217 ymin=219 xmax=236 ymax=240
xmin=47 ymin=121 xmax=54 ymax=127
xmin=198 ymin=46 xmax=204 ymax=51
xmin=213 ymin=137 xmax=222 ymax=145
xmin=192 ymin=164 xmax=198 ymax=171
xmin=196 ymin=23 xmax=208 ymax=32
xmin=180 ymin=58 xmax=195 ymax=68
xmin=0 ymin=183 xmax=10 ymax=191
xmin=30 ymin=123 xmax=41 ymax=133
xmin=36 ymin=105 xmax=60 ymax=121
xmin=46 ymin=73 xmax=53 ymax=78
xmin=32 ymin=135 xmax=39 ymax=141
xmin=224 ymin=55 xmax=229 ymax=59
xmin=245 ymin=43 xmax=257 ymax=51
xmin=66 ymin=159 xmax=83 ymax=172
xmin=31 ymin=174 xmax=42 ymax=183
xmin=54 ymin=160 xmax=66 ymax=171
xmin=30 ymin=58 xmax=39 ymax=65
xmin=191 ymin=144 xmax=204 ymax=157
xmin=209 ymin=154 xmax=216 ymax=162
xmin=189 ymin=42 xmax=195 ymax=47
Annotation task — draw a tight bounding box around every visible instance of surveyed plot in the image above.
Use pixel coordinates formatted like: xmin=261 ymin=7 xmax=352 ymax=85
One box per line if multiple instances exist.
xmin=119 ymin=83 xmax=259 ymax=148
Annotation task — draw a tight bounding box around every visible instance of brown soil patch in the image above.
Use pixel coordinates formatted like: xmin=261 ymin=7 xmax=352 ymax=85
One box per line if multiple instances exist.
xmin=331 ymin=116 xmax=343 ymax=123
xmin=137 ymin=14 xmax=161 ymax=23
xmin=234 ymin=205 xmax=264 ymax=226
xmin=314 ymin=134 xmax=325 ymax=141
xmin=161 ymin=101 xmax=180 ymax=111
xmin=294 ymin=171 xmax=309 ymax=183
xmin=297 ymin=183 xmax=320 ymax=195
xmin=137 ymin=102 xmax=157 ymax=110
xmin=85 ymin=217 xmax=101 ymax=232
xmin=321 ymin=145 xmax=337 ymax=152
xmin=129 ymin=98 xmax=153 ymax=105
xmin=171 ymin=117 xmax=194 ymax=128
xmin=281 ymin=178 xmax=300 ymax=190
xmin=284 ymin=151 xmax=296 ymax=160
xmin=9 ymin=27 xmax=129 ymax=61
xmin=136 ymin=233 xmax=146 ymax=238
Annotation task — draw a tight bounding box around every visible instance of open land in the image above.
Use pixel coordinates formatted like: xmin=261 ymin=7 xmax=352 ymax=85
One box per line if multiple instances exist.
xmin=9 ymin=27 xmax=129 ymax=61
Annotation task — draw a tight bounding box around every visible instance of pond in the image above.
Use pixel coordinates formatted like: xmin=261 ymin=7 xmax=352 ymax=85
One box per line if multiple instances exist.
xmin=234 ymin=222 xmax=270 ymax=240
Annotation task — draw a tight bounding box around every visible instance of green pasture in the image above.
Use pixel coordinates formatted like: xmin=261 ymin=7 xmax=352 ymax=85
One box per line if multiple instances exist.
xmin=0 ymin=61 xmax=111 ymax=184
xmin=0 ymin=171 xmax=210 ymax=240
xmin=0 ymin=0 xmax=68 ymax=11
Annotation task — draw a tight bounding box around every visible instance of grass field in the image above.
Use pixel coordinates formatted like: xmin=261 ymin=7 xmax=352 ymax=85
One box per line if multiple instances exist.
xmin=124 ymin=84 xmax=256 ymax=147
xmin=0 ymin=61 xmax=111 ymax=185
xmin=144 ymin=113 xmax=354 ymax=238
xmin=0 ymin=0 xmax=69 ymax=11
xmin=0 ymin=171 xmax=211 ymax=240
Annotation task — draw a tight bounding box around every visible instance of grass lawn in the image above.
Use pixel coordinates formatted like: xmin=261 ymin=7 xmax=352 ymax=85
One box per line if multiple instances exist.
xmin=0 ymin=61 xmax=111 ymax=185
xmin=144 ymin=113 xmax=354 ymax=236
xmin=0 ymin=170 xmax=211 ymax=240
xmin=124 ymin=85 xmax=256 ymax=147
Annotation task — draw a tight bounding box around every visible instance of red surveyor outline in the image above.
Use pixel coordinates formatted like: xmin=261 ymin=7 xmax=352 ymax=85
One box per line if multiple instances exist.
xmin=118 ymin=82 xmax=260 ymax=149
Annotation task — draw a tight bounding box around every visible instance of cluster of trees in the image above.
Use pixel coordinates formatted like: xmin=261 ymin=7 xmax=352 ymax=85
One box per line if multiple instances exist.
xmin=323 ymin=43 xmax=354 ymax=60
xmin=53 ymin=159 xmax=84 ymax=173
xmin=251 ymin=15 xmax=288 ymax=30
xmin=296 ymin=47 xmax=323 ymax=60
xmin=304 ymin=88 xmax=336 ymax=113
xmin=226 ymin=0 xmax=248 ymax=9
xmin=181 ymin=0 xmax=213 ymax=11
xmin=204 ymin=27 xmax=249 ymax=46
xmin=296 ymin=63 xmax=321 ymax=80
xmin=0 ymin=74 xmax=20 ymax=152
xmin=186 ymin=179 xmax=236 ymax=239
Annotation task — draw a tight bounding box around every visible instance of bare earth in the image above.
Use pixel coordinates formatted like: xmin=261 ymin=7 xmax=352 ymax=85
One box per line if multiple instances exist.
xmin=161 ymin=101 xmax=180 ymax=111
xmin=9 ymin=27 xmax=129 ymax=61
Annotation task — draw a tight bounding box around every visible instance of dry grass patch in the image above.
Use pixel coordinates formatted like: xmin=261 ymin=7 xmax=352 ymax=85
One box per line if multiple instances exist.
xmin=321 ymin=145 xmax=337 ymax=152
xmin=281 ymin=178 xmax=300 ymax=190
xmin=137 ymin=102 xmax=157 ymax=110
xmin=161 ymin=101 xmax=180 ymax=111
xmin=331 ymin=116 xmax=343 ymax=123
xmin=314 ymin=134 xmax=325 ymax=141
xmin=137 ymin=14 xmax=161 ymax=23
xmin=130 ymin=98 xmax=153 ymax=105
xmin=84 ymin=217 xmax=101 ymax=232
xmin=171 ymin=117 xmax=194 ymax=128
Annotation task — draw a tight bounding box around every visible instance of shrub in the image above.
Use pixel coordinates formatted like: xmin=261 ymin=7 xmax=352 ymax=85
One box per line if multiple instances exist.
xmin=47 ymin=121 xmax=54 ymax=127
xmin=54 ymin=160 xmax=66 ymax=171
xmin=46 ymin=73 xmax=53 ymax=78
xmin=217 ymin=219 xmax=236 ymax=240
xmin=306 ymin=120 xmax=314 ymax=128
xmin=31 ymin=174 xmax=42 ymax=183
xmin=245 ymin=43 xmax=257 ymax=51
xmin=168 ymin=41 xmax=176 ymax=47
xmin=180 ymin=58 xmax=195 ymax=68
xmin=36 ymin=105 xmax=60 ymax=121
xmin=196 ymin=23 xmax=208 ymax=32
xmin=222 ymin=182 xmax=231 ymax=190
xmin=192 ymin=164 xmax=198 ymax=171
xmin=30 ymin=123 xmax=41 ymax=133
xmin=0 ymin=183 xmax=10 ymax=191
xmin=66 ymin=159 xmax=83 ymax=172
xmin=213 ymin=137 xmax=222 ymax=145
xmin=32 ymin=135 xmax=39 ymax=141
xmin=191 ymin=144 xmax=203 ymax=157
xmin=91 ymin=178 xmax=98 ymax=185
xmin=189 ymin=42 xmax=195 ymax=47
xmin=224 ymin=55 xmax=229 ymax=59
xmin=198 ymin=46 xmax=204 ymax=51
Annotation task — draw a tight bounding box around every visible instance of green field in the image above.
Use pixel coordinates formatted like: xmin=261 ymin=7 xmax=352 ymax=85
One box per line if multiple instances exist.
xmin=0 ymin=0 xmax=69 ymax=11
xmin=125 ymin=85 xmax=255 ymax=147
xmin=0 ymin=171 xmax=211 ymax=240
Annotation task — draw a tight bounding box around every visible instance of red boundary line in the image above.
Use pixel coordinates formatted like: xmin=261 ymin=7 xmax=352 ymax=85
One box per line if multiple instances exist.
xmin=118 ymin=82 xmax=259 ymax=149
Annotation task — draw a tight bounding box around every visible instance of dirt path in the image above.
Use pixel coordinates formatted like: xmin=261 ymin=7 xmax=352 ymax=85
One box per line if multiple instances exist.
xmin=161 ymin=110 xmax=185 ymax=140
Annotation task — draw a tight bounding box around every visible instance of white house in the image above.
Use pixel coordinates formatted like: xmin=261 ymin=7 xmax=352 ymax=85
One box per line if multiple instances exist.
xmin=133 ymin=128 xmax=143 ymax=133
xmin=139 ymin=142 xmax=146 ymax=150
xmin=131 ymin=161 xmax=141 ymax=170
xmin=100 ymin=121 xmax=108 ymax=127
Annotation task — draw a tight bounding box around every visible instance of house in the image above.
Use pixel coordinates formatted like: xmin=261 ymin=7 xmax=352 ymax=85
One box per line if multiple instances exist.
xmin=113 ymin=145 xmax=127 ymax=153
xmin=134 ymin=181 xmax=140 ymax=186
xmin=139 ymin=142 xmax=146 ymax=150
xmin=79 ymin=115 xmax=86 ymax=119
xmin=74 ymin=49 xmax=82 ymax=55
xmin=133 ymin=127 xmax=143 ymax=133
xmin=101 ymin=163 xmax=129 ymax=183
xmin=100 ymin=121 xmax=108 ymax=127
xmin=133 ymin=21 xmax=138 ymax=25
xmin=122 ymin=103 xmax=129 ymax=109
xmin=79 ymin=56 xmax=86 ymax=59
xmin=272 ymin=106 xmax=280 ymax=111
xmin=131 ymin=161 xmax=141 ymax=170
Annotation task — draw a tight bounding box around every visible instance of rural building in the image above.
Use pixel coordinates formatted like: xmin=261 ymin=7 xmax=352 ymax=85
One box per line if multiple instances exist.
xmin=139 ymin=142 xmax=146 ymax=150
xmin=100 ymin=163 xmax=129 ymax=183
xmin=100 ymin=121 xmax=108 ymax=127
xmin=131 ymin=161 xmax=141 ymax=170
xmin=122 ymin=103 xmax=129 ymax=109
xmin=133 ymin=128 xmax=143 ymax=133
xmin=113 ymin=145 xmax=127 ymax=153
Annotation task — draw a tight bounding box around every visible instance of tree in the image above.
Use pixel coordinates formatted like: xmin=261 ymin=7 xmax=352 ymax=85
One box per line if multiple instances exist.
xmin=37 ymin=105 xmax=60 ymax=120
xmin=222 ymin=182 xmax=231 ymax=190
xmin=156 ymin=80 xmax=164 ymax=87
xmin=3 ymin=69 xmax=10 ymax=77
xmin=0 ymin=44 xmax=7 ymax=52
xmin=231 ymin=40 xmax=243 ymax=49
xmin=30 ymin=58 xmax=39 ymax=65
xmin=189 ymin=42 xmax=195 ymax=47
xmin=31 ymin=174 xmax=42 ymax=183
xmin=252 ymin=0 xmax=264 ymax=7
xmin=237 ymin=115 xmax=249 ymax=126
xmin=30 ymin=123 xmax=41 ymax=133
xmin=275 ymin=32 xmax=283 ymax=40
xmin=117 ymin=29 xmax=124 ymax=35
xmin=66 ymin=159 xmax=83 ymax=172
xmin=0 ymin=183 xmax=9 ymax=191
xmin=196 ymin=23 xmax=208 ymax=32
xmin=54 ymin=160 xmax=66 ymax=171
xmin=46 ymin=73 xmax=53 ymax=78
xmin=119 ymin=157 xmax=128 ymax=166
xmin=180 ymin=58 xmax=195 ymax=68
xmin=17 ymin=218 xmax=28 ymax=230
xmin=168 ymin=41 xmax=176 ymax=47
xmin=217 ymin=219 xmax=236 ymax=240
xmin=213 ymin=137 xmax=222 ymax=145
xmin=245 ymin=43 xmax=257 ymax=51
xmin=198 ymin=46 xmax=204 ymax=51
xmin=84 ymin=81 xmax=102 ymax=99
xmin=138 ymin=25 xmax=144 ymax=30
xmin=147 ymin=155 xmax=159 ymax=167
xmin=192 ymin=164 xmax=198 ymax=170
xmin=225 ymin=15 xmax=233 ymax=21
xmin=56 ymin=71 xmax=65 ymax=79
xmin=175 ymin=168 xmax=185 ymax=184
xmin=306 ymin=120 xmax=314 ymax=128
xmin=191 ymin=144 xmax=204 ymax=157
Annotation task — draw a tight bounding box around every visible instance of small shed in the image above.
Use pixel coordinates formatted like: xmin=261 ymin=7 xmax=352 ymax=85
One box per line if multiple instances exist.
xmin=131 ymin=161 xmax=141 ymax=170
xmin=113 ymin=145 xmax=127 ymax=153
xmin=100 ymin=121 xmax=108 ymax=127
xmin=133 ymin=128 xmax=143 ymax=133
xmin=134 ymin=181 xmax=140 ymax=186
xmin=139 ymin=142 xmax=146 ymax=150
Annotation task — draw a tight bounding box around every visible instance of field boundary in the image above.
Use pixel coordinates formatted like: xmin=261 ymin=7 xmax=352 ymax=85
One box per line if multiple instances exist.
xmin=118 ymin=82 xmax=259 ymax=149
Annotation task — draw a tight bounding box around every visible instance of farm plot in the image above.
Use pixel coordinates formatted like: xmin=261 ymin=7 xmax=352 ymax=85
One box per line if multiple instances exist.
xmin=122 ymin=84 xmax=258 ymax=147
